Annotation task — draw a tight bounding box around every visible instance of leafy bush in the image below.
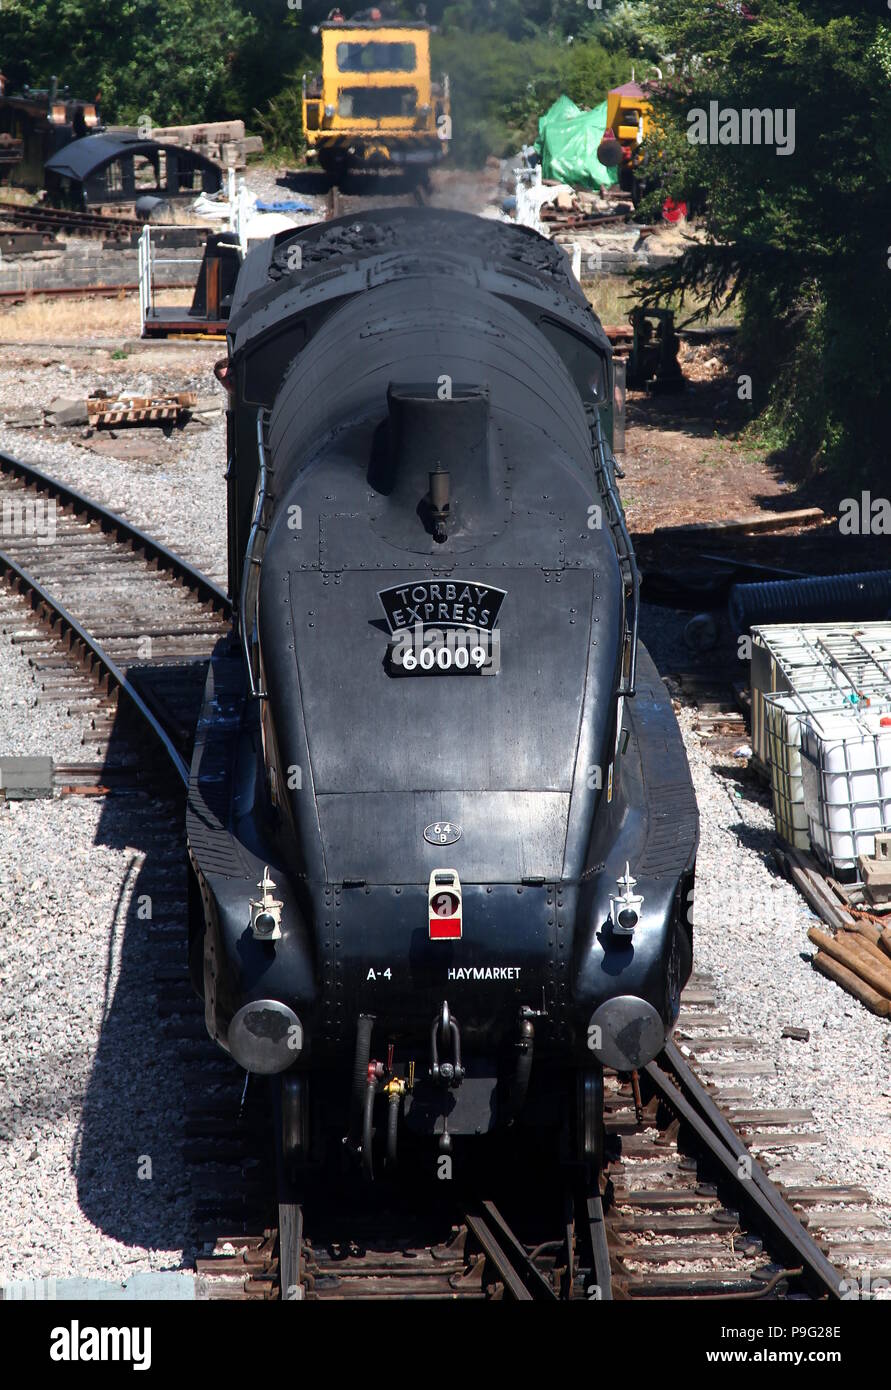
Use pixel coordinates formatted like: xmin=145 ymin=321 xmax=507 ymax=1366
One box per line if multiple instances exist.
xmin=635 ymin=0 xmax=891 ymax=484
xmin=252 ymin=84 xmax=306 ymax=164
xmin=0 ymin=0 xmax=255 ymax=124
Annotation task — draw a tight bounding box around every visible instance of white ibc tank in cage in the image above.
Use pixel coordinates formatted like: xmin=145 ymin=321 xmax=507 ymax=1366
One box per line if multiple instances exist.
xmin=764 ymin=691 xmax=856 ymax=849
xmin=800 ymin=709 xmax=891 ymax=871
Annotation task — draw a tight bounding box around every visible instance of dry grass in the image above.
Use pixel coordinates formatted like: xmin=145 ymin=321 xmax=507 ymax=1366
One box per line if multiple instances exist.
xmin=0 ymin=287 xmax=188 ymax=341
xmin=584 ymin=276 xmax=639 ymax=327
xmin=584 ymin=274 xmax=740 ymax=330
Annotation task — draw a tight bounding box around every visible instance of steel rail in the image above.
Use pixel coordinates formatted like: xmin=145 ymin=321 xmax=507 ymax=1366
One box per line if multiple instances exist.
xmin=0 ymin=450 xmax=232 ymax=617
xmin=0 ymin=201 xmax=144 ymax=236
xmin=463 ymin=1201 xmax=558 ymax=1301
xmin=0 ymin=282 xmax=195 ymax=301
xmin=646 ymin=1043 xmax=843 ymax=1300
xmin=0 ymin=545 xmax=189 ymax=786
xmin=583 ymin=1193 xmax=613 ymax=1301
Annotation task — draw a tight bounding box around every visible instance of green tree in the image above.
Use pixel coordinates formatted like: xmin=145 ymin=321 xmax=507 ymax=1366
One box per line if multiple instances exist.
xmin=0 ymin=0 xmax=254 ymax=124
xmin=636 ymin=0 xmax=891 ymax=482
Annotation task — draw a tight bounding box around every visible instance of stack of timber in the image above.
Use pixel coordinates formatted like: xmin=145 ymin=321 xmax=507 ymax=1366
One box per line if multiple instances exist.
xmin=86 ymin=390 xmax=198 ymax=427
xmin=107 ymin=120 xmax=262 ymax=169
xmin=776 ymin=845 xmax=891 ymax=1016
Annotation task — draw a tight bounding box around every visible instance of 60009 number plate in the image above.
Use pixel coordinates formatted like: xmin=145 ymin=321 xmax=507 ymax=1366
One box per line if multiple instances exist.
xmin=387 ymin=625 xmax=500 ymax=676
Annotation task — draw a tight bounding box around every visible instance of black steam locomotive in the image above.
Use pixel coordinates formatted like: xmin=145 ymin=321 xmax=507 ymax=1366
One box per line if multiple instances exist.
xmin=187 ymin=209 xmax=697 ymax=1212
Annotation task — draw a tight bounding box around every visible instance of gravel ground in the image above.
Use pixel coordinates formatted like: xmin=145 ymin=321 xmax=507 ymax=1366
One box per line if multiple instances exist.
xmin=678 ymin=701 xmax=891 ymax=1178
xmin=641 ymin=603 xmax=891 ymax=1287
xmin=0 ymin=791 xmax=191 ymax=1281
xmin=0 ymin=349 xmax=227 ymax=586
xmin=0 ymin=592 xmax=96 ymax=762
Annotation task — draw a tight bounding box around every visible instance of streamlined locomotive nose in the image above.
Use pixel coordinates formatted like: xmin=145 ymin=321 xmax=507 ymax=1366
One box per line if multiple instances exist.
xmin=186 ymin=208 xmax=697 ymax=1190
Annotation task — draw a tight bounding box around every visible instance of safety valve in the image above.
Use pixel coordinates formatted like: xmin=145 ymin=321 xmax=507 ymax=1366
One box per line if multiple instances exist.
xmin=610 ymin=862 xmax=644 ymax=938
xmin=250 ymin=866 xmax=283 ymax=941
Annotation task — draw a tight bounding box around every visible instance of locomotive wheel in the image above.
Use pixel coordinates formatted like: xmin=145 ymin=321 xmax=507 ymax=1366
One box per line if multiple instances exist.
xmin=577 ymin=1068 xmax=605 ymax=1177
xmin=281 ymin=1073 xmax=308 ymax=1171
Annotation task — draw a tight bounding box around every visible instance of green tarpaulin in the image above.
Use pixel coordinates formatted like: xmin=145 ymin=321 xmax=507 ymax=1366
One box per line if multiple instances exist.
xmin=536 ymin=95 xmax=618 ymax=190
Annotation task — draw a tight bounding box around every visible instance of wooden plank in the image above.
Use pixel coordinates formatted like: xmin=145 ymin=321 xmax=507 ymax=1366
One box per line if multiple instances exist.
xmin=697 ymin=1060 xmax=776 ymax=1076
xmin=615 ymin=1214 xmax=744 ymax=1236
xmin=679 ymin=989 xmax=716 ymax=1006
xmin=788 ymin=859 xmax=855 ymax=932
xmin=808 ymin=1211 xmax=886 ymax=1230
xmin=747 ymin=1131 xmax=826 ymax=1149
xmin=622 ymin=1271 xmax=779 ymax=1295
xmin=822 ymin=1242 xmax=891 ymax=1258
xmin=619 ymin=1189 xmax=718 ymax=1210
xmin=676 ymin=1012 xmax=731 ymax=1030
xmin=777 ymin=1186 xmax=871 ymax=1205
xmin=809 ymin=929 xmax=891 ymax=1000
xmin=812 ymin=951 xmax=891 ymax=1014
xmin=654 ymin=508 xmax=825 ymax=538
xmin=727 ymin=1108 xmax=815 ymax=1127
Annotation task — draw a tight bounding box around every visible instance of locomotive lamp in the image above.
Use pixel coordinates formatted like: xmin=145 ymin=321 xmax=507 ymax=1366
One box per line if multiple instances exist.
xmin=610 ymin=862 xmax=644 ymax=938
xmin=428 ymin=869 xmax=462 ymax=940
xmin=250 ymin=866 xmax=283 ymax=941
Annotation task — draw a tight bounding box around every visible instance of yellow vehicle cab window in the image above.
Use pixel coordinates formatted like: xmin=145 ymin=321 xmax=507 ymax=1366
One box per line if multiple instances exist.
xmin=336 ymin=41 xmax=417 ymax=73
xmin=337 ymin=87 xmax=418 ymax=118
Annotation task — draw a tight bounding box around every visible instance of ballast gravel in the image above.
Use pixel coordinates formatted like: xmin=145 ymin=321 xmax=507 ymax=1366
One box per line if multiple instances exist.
xmin=677 ymin=698 xmax=891 ymax=1205
xmin=0 ymin=792 xmax=191 ymax=1281
xmin=0 ymin=348 xmax=227 ymax=586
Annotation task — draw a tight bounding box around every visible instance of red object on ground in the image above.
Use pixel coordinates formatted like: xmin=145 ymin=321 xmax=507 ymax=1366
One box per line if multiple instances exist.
xmin=662 ymin=197 xmax=687 ymax=223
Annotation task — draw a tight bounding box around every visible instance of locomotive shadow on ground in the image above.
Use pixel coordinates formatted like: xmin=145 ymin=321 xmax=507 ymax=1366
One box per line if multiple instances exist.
xmin=68 ymin=707 xmax=194 ymax=1259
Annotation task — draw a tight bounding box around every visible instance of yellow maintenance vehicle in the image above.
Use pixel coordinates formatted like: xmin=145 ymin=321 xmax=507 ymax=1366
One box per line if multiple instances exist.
xmin=302 ymin=8 xmax=450 ymax=179
xmin=598 ymin=80 xmax=653 ymax=197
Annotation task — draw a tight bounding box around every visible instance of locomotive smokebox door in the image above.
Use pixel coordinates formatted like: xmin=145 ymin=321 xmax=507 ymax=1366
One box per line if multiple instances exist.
xmin=428 ymin=870 xmax=462 ymax=940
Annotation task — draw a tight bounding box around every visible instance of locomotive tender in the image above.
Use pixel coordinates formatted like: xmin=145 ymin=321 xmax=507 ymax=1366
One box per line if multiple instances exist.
xmin=187 ymin=208 xmax=698 ymax=1182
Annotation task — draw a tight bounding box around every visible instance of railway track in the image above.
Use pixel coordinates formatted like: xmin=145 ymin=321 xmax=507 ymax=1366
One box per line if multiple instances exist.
xmin=0 ymin=449 xmax=230 ymax=785
xmin=326 ymin=176 xmax=429 ymax=222
xmin=0 ymin=200 xmax=145 ymax=241
xmin=0 ymin=453 xmax=884 ymax=1302
xmin=195 ymin=977 xmax=883 ymax=1302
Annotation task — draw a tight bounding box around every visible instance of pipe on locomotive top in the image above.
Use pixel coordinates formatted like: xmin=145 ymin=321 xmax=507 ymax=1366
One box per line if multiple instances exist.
xmin=240 ymin=408 xmax=270 ymax=698
xmin=592 ymin=411 xmax=639 ymax=697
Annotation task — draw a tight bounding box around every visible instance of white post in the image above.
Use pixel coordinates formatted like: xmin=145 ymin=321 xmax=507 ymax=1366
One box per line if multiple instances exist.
xmin=236 ymin=177 xmax=251 ymax=255
xmin=137 ymin=224 xmax=152 ymax=336
xmin=227 ymin=163 xmax=237 ymax=227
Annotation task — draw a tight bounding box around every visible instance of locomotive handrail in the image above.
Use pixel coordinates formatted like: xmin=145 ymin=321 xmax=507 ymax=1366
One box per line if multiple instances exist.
xmin=239 ymin=408 xmax=271 ymax=697
xmin=592 ymin=410 xmax=639 ymax=697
